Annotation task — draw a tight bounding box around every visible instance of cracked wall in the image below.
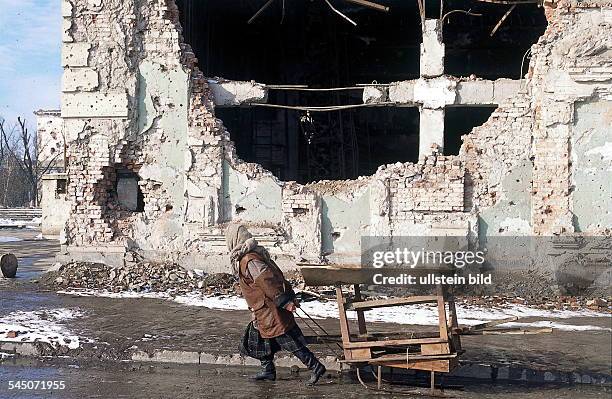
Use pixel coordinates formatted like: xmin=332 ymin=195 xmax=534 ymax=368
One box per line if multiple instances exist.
xmin=59 ymin=0 xmax=612 ymax=275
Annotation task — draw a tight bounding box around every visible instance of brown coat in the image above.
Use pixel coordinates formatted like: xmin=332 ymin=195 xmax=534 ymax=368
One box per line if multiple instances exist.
xmin=238 ymin=252 xmax=296 ymax=338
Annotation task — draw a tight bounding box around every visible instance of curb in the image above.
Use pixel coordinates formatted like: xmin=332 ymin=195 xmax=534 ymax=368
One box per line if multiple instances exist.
xmin=127 ymin=350 xmax=612 ymax=386
xmin=2 ymin=341 xmax=610 ymax=387
xmin=130 ymin=349 xmax=341 ymax=372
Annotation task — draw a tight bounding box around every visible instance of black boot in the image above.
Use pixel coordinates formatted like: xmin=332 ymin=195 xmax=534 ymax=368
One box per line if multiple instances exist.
xmin=250 ymin=358 xmax=276 ymax=381
xmin=293 ymin=348 xmax=326 ymax=386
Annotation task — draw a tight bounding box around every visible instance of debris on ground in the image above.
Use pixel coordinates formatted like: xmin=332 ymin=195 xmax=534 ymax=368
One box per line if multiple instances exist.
xmin=42 ymin=261 xmax=238 ymax=296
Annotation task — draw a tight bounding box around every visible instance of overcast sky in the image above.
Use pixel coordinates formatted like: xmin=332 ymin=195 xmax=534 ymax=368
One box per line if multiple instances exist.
xmin=0 ymin=0 xmax=62 ymax=128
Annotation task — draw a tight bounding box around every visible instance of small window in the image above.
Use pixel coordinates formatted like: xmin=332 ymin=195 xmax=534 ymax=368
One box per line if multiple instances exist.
xmin=56 ymin=178 xmax=67 ymax=197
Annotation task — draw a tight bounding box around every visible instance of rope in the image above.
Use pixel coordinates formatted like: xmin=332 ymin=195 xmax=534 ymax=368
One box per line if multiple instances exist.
xmin=296 ymin=307 xmax=344 ymax=357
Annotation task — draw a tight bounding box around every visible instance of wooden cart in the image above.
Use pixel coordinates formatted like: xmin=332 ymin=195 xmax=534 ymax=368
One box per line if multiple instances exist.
xmin=299 ymin=265 xmax=551 ymax=393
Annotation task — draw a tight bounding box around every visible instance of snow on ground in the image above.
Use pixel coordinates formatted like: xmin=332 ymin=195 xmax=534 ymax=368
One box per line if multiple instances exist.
xmin=503 ymin=321 xmax=612 ymax=332
xmin=0 ymin=236 xmax=22 ymax=242
xmin=0 ymin=308 xmax=88 ymax=349
xmin=59 ymin=288 xmax=611 ymax=332
xmin=0 ymin=218 xmax=40 ymax=228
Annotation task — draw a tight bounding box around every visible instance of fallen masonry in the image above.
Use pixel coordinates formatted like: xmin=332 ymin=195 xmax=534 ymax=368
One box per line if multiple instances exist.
xmin=42 ymin=261 xmax=304 ymax=297
xmin=44 ymin=262 xmax=236 ymax=295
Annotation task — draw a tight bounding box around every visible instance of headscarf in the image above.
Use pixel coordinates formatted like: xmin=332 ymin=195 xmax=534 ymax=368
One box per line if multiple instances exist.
xmin=225 ymin=224 xmax=272 ymax=275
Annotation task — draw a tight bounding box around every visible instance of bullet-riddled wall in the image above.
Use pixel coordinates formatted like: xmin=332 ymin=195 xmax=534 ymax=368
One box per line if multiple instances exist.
xmin=58 ymin=0 xmax=611 ymax=277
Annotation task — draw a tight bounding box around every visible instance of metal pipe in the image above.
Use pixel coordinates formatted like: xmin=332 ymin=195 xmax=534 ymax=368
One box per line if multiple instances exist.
xmin=249 ymin=102 xmax=395 ymax=112
xmin=343 ymin=0 xmax=390 ymax=12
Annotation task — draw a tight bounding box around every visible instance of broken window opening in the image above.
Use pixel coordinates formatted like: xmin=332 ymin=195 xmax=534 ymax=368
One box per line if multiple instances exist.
xmin=177 ymin=0 xmax=422 ymax=183
xmin=217 ymin=106 xmax=419 ymax=183
xmin=55 ymin=178 xmax=67 ymax=198
xmin=176 ymin=0 xmax=422 ymax=86
xmin=443 ymin=0 xmax=547 ymax=79
xmin=114 ymin=168 xmax=145 ymax=213
xmin=444 ymin=106 xmax=496 ymax=155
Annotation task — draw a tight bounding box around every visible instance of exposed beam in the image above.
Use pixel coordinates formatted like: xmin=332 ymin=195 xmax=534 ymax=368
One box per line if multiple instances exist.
xmin=343 ymin=0 xmax=390 ymax=12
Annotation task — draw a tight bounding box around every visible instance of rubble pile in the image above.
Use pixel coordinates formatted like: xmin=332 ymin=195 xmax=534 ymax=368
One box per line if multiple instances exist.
xmin=45 ymin=262 xmax=237 ymax=295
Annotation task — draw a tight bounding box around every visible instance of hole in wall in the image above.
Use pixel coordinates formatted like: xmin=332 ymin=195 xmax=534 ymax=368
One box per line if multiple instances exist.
xmin=176 ymin=0 xmax=422 ymax=85
xmin=115 ymin=168 xmax=145 ymax=213
xmin=55 ymin=178 xmax=67 ymax=197
xmin=217 ymin=106 xmax=419 ymax=183
xmin=444 ymin=106 xmax=496 ymax=155
xmin=443 ymin=0 xmax=547 ymax=79
xmin=176 ymin=0 xmax=422 ymax=183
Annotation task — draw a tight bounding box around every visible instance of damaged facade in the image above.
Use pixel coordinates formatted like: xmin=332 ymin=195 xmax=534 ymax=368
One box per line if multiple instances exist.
xmin=57 ymin=0 xmax=611 ymax=280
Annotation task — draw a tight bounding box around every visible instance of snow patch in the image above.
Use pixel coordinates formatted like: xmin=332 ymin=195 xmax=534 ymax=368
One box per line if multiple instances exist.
xmin=504 ymin=321 xmax=612 ymax=332
xmin=0 ymin=308 xmax=89 ymax=349
xmin=0 ymin=217 xmax=41 ymax=227
xmin=58 ymin=289 xmax=611 ymax=332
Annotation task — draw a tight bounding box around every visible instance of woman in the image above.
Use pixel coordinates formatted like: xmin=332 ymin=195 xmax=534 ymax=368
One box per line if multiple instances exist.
xmin=225 ymin=224 xmax=326 ymax=386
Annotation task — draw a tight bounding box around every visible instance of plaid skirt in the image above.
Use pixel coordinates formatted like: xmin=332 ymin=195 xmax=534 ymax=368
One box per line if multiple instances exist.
xmin=239 ymin=322 xmax=307 ymax=360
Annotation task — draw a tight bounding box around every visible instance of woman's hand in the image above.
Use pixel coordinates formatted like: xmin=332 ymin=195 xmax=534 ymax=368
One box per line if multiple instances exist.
xmin=284 ymin=302 xmax=297 ymax=312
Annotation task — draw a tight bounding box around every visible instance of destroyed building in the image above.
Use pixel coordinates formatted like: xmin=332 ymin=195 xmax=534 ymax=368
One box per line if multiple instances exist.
xmin=57 ymin=0 xmax=611 ymax=275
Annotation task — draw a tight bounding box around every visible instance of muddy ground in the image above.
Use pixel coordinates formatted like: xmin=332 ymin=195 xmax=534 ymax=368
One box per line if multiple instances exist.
xmin=1 ymin=358 xmax=610 ymax=399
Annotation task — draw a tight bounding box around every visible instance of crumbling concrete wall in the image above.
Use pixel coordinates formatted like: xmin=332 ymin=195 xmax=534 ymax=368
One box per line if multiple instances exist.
xmin=60 ymin=0 xmax=611 ymax=273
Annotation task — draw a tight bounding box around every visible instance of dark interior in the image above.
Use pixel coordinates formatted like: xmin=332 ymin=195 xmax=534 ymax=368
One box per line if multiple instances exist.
xmin=443 ymin=0 xmax=547 ymax=79
xmin=444 ymin=106 xmax=496 ymax=155
xmin=175 ymin=0 xmax=546 ymax=182
xmin=217 ymin=106 xmax=419 ymax=182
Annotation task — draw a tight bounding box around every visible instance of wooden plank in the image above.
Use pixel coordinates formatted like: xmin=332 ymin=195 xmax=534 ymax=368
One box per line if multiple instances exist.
xmin=436 ymin=286 xmax=449 ymax=343
xmin=344 ymin=337 xmax=448 ymax=349
xmin=348 ymin=353 xmax=458 ymax=363
xmin=447 ymin=300 xmax=462 ymax=352
xmin=347 ymin=348 xmax=372 ymax=362
xmin=353 ymin=284 xmax=368 ymax=335
xmin=305 ymin=330 xmax=443 ymax=344
xmin=421 ymin=343 xmax=450 ymax=356
xmin=346 ymin=296 xmax=439 ymax=310
xmin=378 ymin=359 xmax=455 ymax=373
xmin=336 ymin=286 xmax=353 ymax=359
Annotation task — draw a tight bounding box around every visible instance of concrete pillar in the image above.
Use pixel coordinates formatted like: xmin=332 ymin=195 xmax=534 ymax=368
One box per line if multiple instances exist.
xmin=419 ymin=108 xmax=445 ymax=157
xmin=420 ymin=19 xmax=444 ymax=77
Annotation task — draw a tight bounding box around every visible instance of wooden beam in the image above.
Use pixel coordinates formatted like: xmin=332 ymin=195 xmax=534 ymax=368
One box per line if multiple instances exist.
xmin=344 ymin=337 xmax=448 ymax=349
xmin=336 ymin=286 xmax=353 ymax=359
xmin=346 ymin=295 xmax=439 ymax=310
xmin=354 ymin=284 xmax=368 ymax=335
xmin=341 ymin=353 xmax=458 ymax=363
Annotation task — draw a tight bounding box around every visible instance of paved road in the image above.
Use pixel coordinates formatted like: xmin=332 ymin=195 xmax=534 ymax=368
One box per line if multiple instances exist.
xmin=1 ymin=359 xmax=610 ymax=399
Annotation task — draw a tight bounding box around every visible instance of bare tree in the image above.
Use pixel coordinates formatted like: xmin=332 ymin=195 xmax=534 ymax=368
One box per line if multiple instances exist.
xmin=0 ymin=116 xmax=61 ymax=207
